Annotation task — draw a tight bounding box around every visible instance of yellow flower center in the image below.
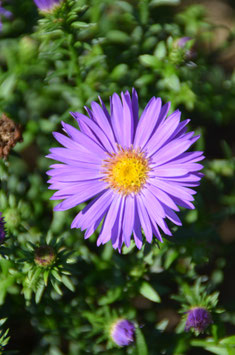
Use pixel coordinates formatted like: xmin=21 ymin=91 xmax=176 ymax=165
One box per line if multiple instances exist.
xmin=103 ymin=147 xmax=149 ymax=195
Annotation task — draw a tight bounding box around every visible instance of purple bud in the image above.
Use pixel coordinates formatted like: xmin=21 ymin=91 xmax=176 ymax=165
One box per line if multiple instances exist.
xmin=185 ymin=307 xmax=212 ymax=333
xmin=0 ymin=1 xmax=12 ymax=31
xmin=0 ymin=212 xmax=6 ymax=244
xmin=176 ymin=37 xmax=196 ymax=60
xmin=34 ymin=0 xmax=62 ymax=12
xmin=177 ymin=37 xmax=192 ymax=48
xmin=111 ymin=319 xmax=135 ymax=347
xmin=34 ymin=245 xmax=56 ymax=267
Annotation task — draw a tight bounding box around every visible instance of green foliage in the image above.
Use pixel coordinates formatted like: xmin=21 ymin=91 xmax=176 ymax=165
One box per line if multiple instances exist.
xmin=0 ymin=0 xmax=235 ymax=354
xmin=0 ymin=319 xmax=10 ymax=354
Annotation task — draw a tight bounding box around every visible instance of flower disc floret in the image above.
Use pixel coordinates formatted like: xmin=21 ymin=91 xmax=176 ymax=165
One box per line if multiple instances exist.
xmin=47 ymin=88 xmax=204 ymax=251
xmin=103 ymin=147 xmax=149 ymax=195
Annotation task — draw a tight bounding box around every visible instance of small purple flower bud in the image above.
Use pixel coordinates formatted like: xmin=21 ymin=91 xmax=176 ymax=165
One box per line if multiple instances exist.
xmin=185 ymin=307 xmax=212 ymax=333
xmin=0 ymin=212 xmax=6 ymax=244
xmin=34 ymin=0 xmax=62 ymax=12
xmin=177 ymin=37 xmax=192 ymax=48
xmin=0 ymin=1 xmax=12 ymax=31
xmin=111 ymin=319 xmax=135 ymax=347
xmin=176 ymin=37 xmax=196 ymax=60
xmin=34 ymin=245 xmax=56 ymax=267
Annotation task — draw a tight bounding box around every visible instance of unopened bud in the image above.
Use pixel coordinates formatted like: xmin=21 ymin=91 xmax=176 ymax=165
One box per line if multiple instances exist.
xmin=34 ymin=245 xmax=56 ymax=267
xmin=185 ymin=307 xmax=212 ymax=333
xmin=110 ymin=319 xmax=135 ymax=347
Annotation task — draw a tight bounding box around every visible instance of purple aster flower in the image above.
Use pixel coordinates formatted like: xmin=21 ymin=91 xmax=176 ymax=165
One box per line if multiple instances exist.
xmin=111 ymin=319 xmax=135 ymax=346
xmin=0 ymin=1 xmax=12 ymax=31
xmin=47 ymin=89 xmax=204 ymax=252
xmin=34 ymin=0 xmax=62 ymax=12
xmin=185 ymin=307 xmax=212 ymax=333
xmin=0 ymin=212 xmax=6 ymax=244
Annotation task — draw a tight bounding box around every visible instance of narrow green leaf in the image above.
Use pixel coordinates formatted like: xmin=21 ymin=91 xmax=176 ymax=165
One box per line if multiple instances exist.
xmin=220 ymin=336 xmax=235 ymax=346
xmin=62 ymin=275 xmax=75 ymax=292
xmin=136 ymin=327 xmax=148 ymax=355
xmin=139 ymin=282 xmax=161 ymax=303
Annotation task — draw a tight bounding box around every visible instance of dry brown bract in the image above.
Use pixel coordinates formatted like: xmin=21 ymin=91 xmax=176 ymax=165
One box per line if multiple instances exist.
xmin=0 ymin=113 xmax=23 ymax=159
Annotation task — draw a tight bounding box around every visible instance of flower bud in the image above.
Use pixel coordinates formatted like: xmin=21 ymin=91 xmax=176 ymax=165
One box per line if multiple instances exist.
xmin=3 ymin=208 xmax=20 ymax=231
xmin=0 ymin=2 xmax=12 ymax=32
xmin=0 ymin=212 xmax=6 ymax=244
xmin=34 ymin=0 xmax=62 ymax=12
xmin=185 ymin=307 xmax=212 ymax=333
xmin=110 ymin=319 xmax=135 ymax=347
xmin=34 ymin=245 xmax=56 ymax=267
xmin=176 ymin=37 xmax=196 ymax=60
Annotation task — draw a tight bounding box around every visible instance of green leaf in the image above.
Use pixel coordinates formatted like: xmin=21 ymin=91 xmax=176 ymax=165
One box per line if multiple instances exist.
xmin=139 ymin=55 xmax=159 ymax=68
xmin=164 ymin=249 xmax=178 ymax=269
xmin=136 ymin=327 xmax=148 ymax=355
xmin=61 ymin=275 xmax=75 ymax=292
xmin=154 ymin=41 xmax=167 ymax=60
xmin=139 ymin=282 xmax=161 ymax=303
xmin=150 ymin=0 xmax=180 ymax=6
xmin=107 ymin=30 xmax=130 ymax=44
xmin=98 ymin=287 xmax=122 ymax=305
xmin=35 ymin=283 xmax=45 ymax=304
xmin=51 ymin=269 xmax=62 ymax=282
xmin=220 ymin=336 xmax=235 ymax=346
xmin=43 ymin=270 xmax=49 ymax=286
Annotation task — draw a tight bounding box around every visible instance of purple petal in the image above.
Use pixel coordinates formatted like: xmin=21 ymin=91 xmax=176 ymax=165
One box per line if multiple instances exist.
xmin=145 ymin=110 xmax=181 ymax=156
xmin=47 ymin=163 xmax=100 ymax=176
xmin=53 ymin=180 xmax=107 ymax=211
xmin=98 ymin=96 xmax=111 ymax=121
xmin=131 ymin=88 xmax=139 ymax=133
xmin=71 ymin=111 xmax=116 ymax=153
xmin=61 ymin=122 xmax=106 ymax=157
xmin=111 ymin=197 xmax=125 ymax=250
xmin=151 ymin=138 xmax=195 ymax=166
xmin=97 ymin=194 xmax=122 ymax=246
xmin=110 ymin=93 xmax=124 ymax=146
xmin=47 ymin=147 xmax=103 ymax=165
xmin=163 ymin=205 xmax=182 ymax=226
xmin=89 ymin=102 xmax=117 ymax=150
xmin=47 ymin=169 xmax=102 ymax=183
xmin=148 ymin=183 xmax=179 ymax=211
xmin=71 ymin=189 xmax=114 ymax=229
xmin=134 ymin=97 xmax=162 ymax=149
xmin=122 ymin=195 xmax=135 ymax=247
xmin=136 ymin=196 xmax=153 ymax=243
xmin=133 ymin=202 xmax=143 ymax=249
xmin=121 ymin=92 xmax=134 ymax=147
xmin=150 ymin=178 xmax=195 ymax=201
xmin=152 ymin=166 xmax=189 ymax=177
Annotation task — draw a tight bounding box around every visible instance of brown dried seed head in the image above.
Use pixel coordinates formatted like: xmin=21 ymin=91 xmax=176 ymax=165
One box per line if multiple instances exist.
xmin=0 ymin=113 xmax=23 ymax=159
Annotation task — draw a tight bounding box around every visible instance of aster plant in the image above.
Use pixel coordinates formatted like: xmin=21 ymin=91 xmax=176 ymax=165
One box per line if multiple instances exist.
xmin=47 ymin=89 xmax=204 ymax=252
